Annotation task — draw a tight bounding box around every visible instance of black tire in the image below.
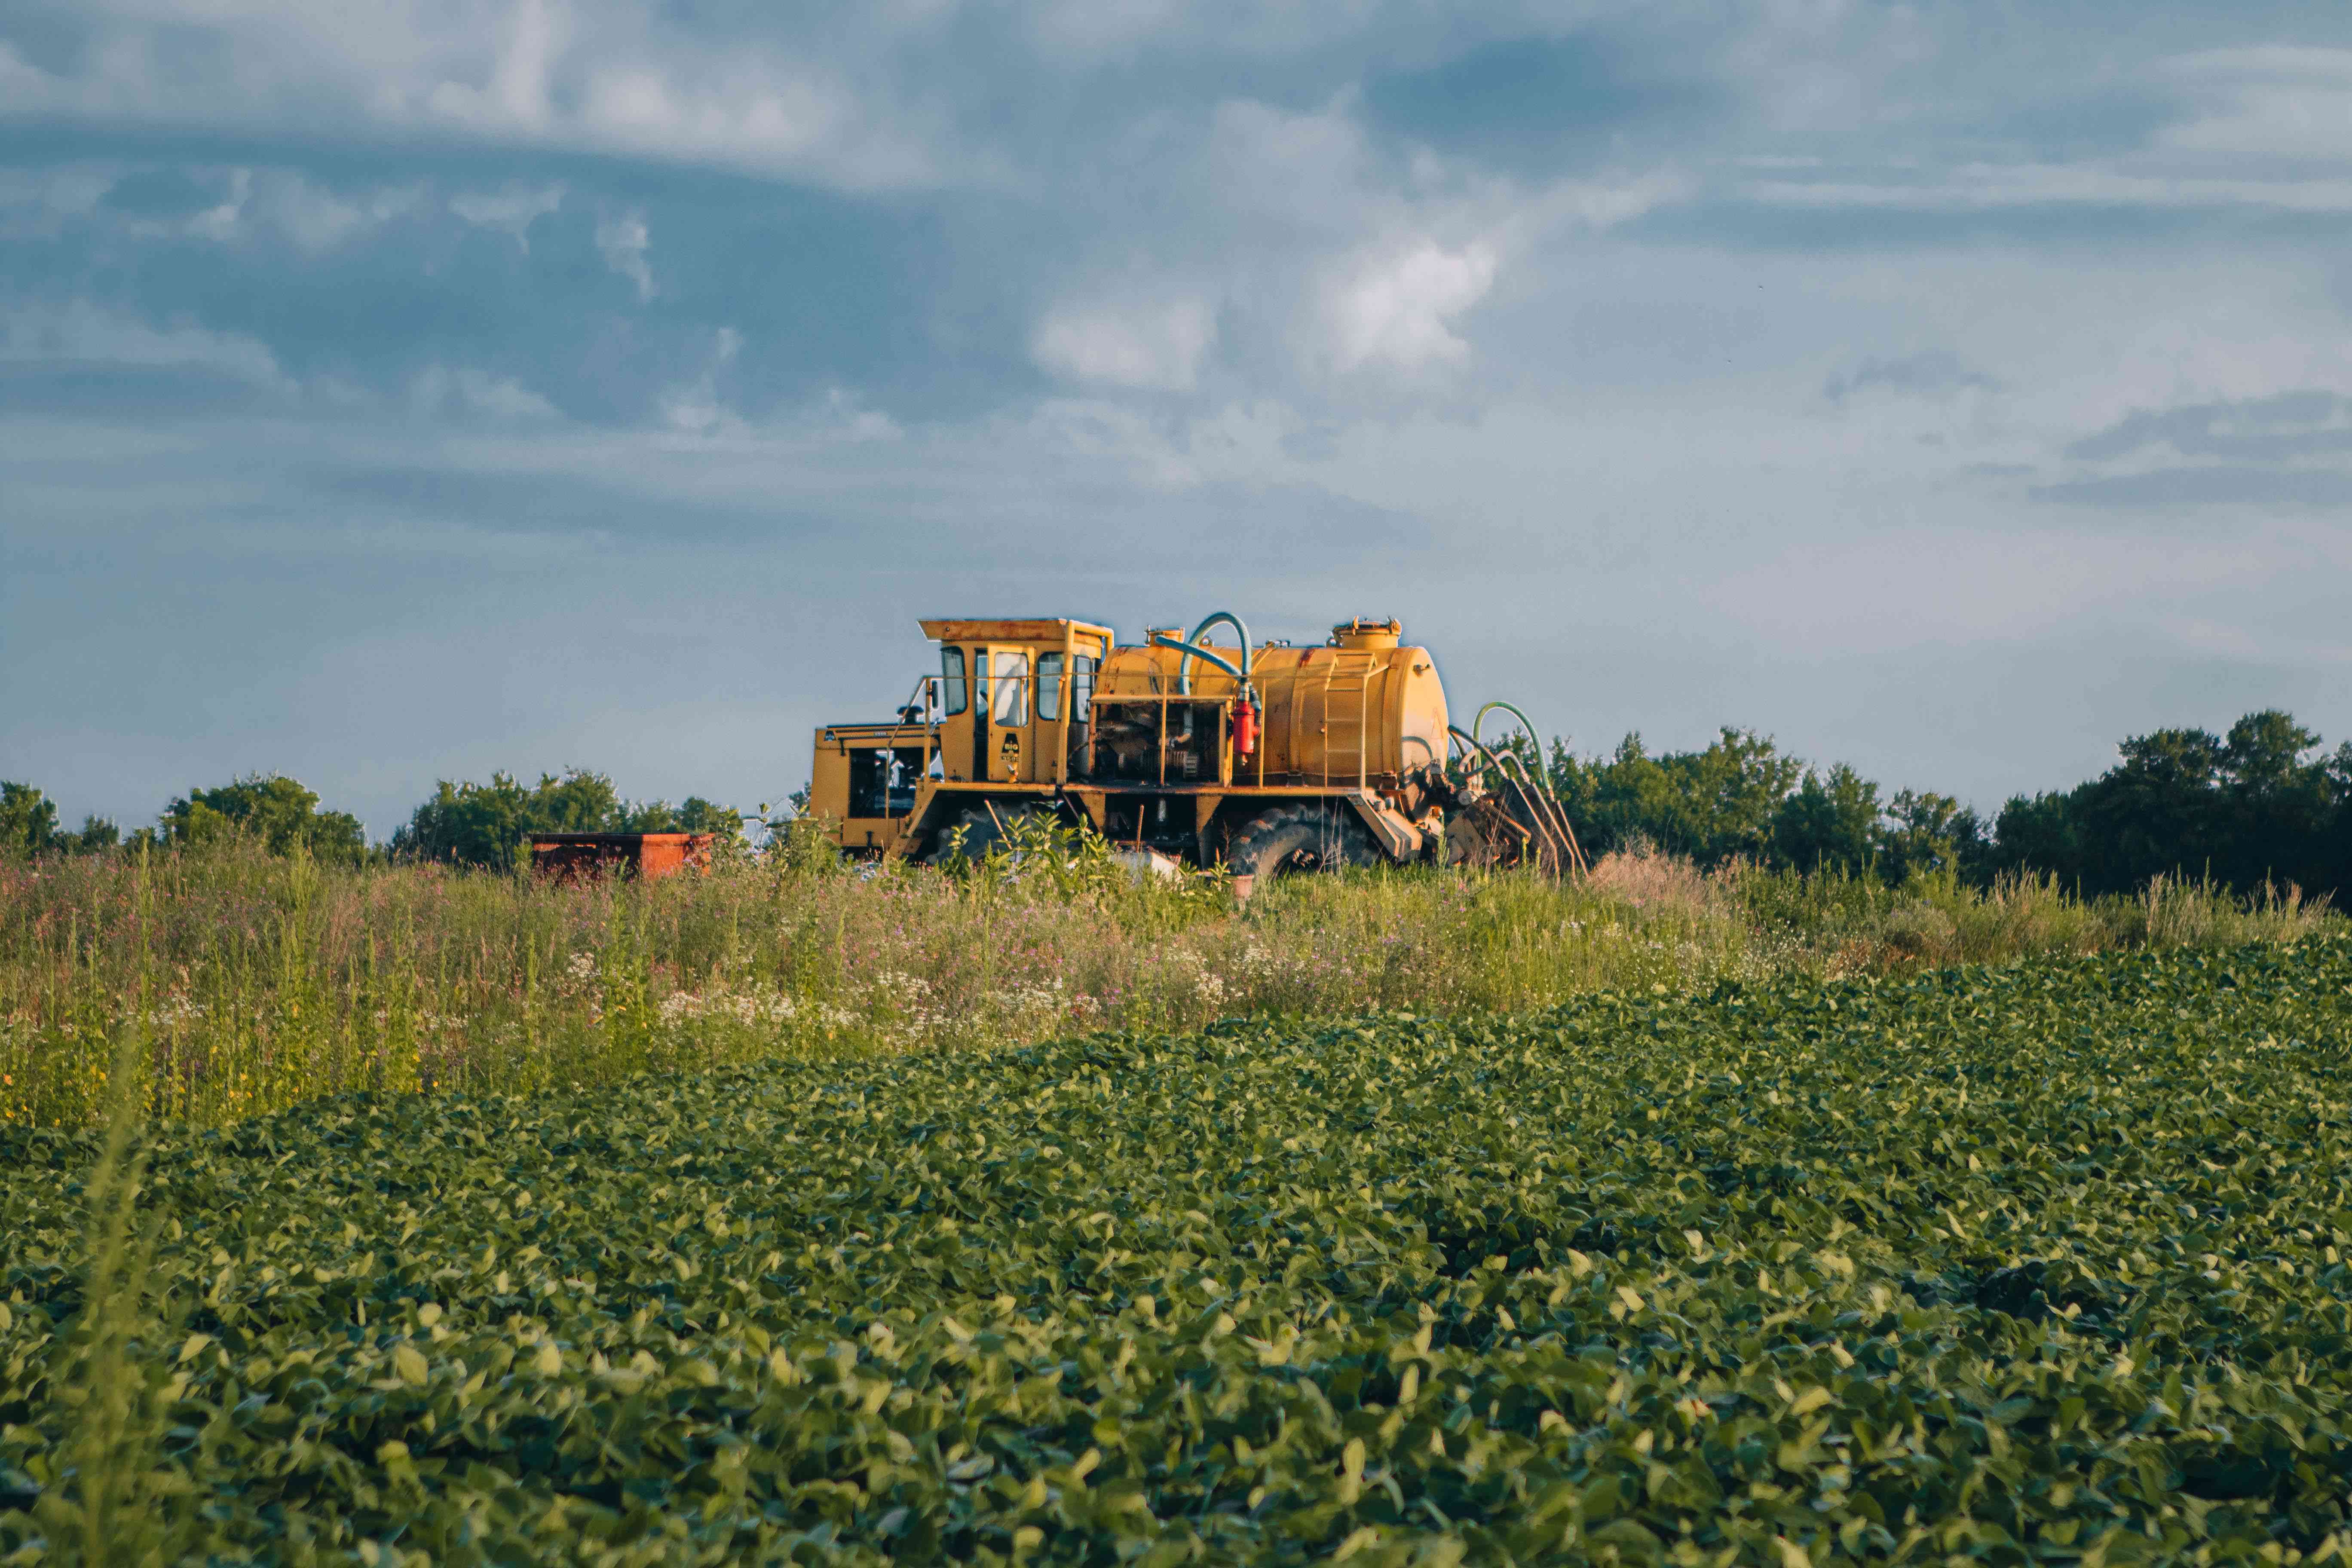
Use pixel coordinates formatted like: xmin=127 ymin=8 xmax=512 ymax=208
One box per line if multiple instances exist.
xmin=922 ymin=804 xmax=1057 ymax=865
xmin=1223 ymin=804 xmax=1382 ymax=879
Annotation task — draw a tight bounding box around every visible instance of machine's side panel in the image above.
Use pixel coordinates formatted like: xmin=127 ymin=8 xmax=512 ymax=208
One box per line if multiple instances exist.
xmin=807 ymin=729 xmax=852 ymax=844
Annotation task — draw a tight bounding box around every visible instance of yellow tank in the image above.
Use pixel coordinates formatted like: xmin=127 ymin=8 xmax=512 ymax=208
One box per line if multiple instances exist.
xmin=1095 ymin=617 xmax=1449 ymax=796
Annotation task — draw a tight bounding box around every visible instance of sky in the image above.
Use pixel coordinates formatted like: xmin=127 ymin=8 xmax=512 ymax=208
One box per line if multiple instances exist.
xmin=4 ymin=1 xmax=2352 ymax=838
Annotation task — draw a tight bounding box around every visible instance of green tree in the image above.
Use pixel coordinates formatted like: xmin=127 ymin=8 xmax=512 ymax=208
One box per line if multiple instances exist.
xmin=2329 ymin=742 xmax=2352 ymax=895
xmin=1550 ymin=729 xmax=1803 ymax=867
xmin=2076 ymin=726 xmax=2230 ymax=891
xmin=392 ymin=770 xmax=741 ymax=869
xmin=160 ymin=775 xmax=368 ymax=865
xmin=1989 ymin=790 xmax=2081 ymax=886
xmin=2217 ymin=711 xmax=2336 ymax=893
xmin=0 ymin=781 xmax=61 ymax=858
xmin=392 ymin=774 xmax=539 ymax=870
xmin=1770 ymin=763 xmax=1883 ymax=875
xmin=1989 ymin=710 xmax=2347 ymax=899
xmin=527 ymin=769 xmax=625 ymax=832
xmin=624 ymin=796 xmax=743 ymax=834
xmin=1879 ymin=789 xmax=1988 ymax=883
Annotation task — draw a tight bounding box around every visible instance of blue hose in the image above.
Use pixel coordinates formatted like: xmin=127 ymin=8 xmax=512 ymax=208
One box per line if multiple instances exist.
xmin=1148 ymin=634 xmax=1246 ymax=683
xmin=1172 ymin=611 xmax=1253 ymax=698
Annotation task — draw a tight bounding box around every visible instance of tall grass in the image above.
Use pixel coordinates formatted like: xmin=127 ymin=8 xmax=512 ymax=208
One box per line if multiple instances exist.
xmin=29 ymin=854 xmax=189 ymax=1563
xmin=0 ymin=831 xmax=2338 ymax=1130
xmin=1729 ymin=857 xmax=2337 ymax=971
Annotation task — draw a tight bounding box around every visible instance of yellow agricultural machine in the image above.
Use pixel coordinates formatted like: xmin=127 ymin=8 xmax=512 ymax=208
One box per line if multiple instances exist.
xmin=805 ymin=613 xmax=1583 ymax=882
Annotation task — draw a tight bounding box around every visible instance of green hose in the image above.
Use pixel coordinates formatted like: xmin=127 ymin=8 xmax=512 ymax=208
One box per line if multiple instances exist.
xmin=1467 ymin=700 xmax=1543 ymax=785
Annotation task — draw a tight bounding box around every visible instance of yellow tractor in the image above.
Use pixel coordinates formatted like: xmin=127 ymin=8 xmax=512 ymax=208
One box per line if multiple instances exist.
xmin=804 ymin=613 xmax=1581 ymax=881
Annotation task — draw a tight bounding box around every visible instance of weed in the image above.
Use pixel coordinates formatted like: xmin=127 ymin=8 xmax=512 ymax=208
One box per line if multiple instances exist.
xmin=0 ymin=836 xmax=2338 ymax=1129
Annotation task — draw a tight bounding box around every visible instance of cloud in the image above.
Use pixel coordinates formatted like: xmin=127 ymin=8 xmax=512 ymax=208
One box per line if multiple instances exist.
xmin=2031 ymin=468 xmax=2352 ymax=508
xmin=1 ymin=0 xmax=948 ymax=190
xmin=2 ymin=300 xmax=291 ymax=389
xmin=1825 ymin=349 xmax=1998 ymax=404
xmin=89 ymin=165 xmax=429 ymax=252
xmin=424 ymin=0 xmax=569 ymax=133
xmin=1742 ymin=163 xmax=2352 ymax=215
xmin=562 ymin=63 xmax=898 ymax=181
xmin=1203 ymin=99 xmax=1373 ymax=235
xmin=1732 ymin=42 xmax=2352 ymax=221
xmin=1523 ymin=172 xmax=1690 ymax=232
xmin=658 ymin=326 xmax=748 ymax=433
xmin=1363 ymin=33 xmax=1714 ymax=175
xmin=595 ymin=208 xmax=654 ymax=300
xmin=409 ymin=364 xmax=557 ymax=420
xmin=98 ymin=166 xmax=251 ymax=242
xmin=2159 ymin=47 xmax=2352 ymax=160
xmin=1323 ymin=240 xmax=1497 ymax=371
xmin=1032 ymin=298 xmax=1215 ymax=391
xmin=449 ymin=181 xmax=565 ymax=246
xmin=1022 ymin=0 xmax=1186 ymax=58
xmin=255 ymin=173 xmax=427 ymax=254
xmin=0 ymin=300 xmax=303 ymax=415
xmin=0 ymin=166 xmax=115 ymax=240
xmin=0 ymin=38 xmax=48 ymax=98
xmin=2067 ymin=390 xmax=2352 ymax=463
xmin=2035 ymin=391 xmax=2352 ymax=507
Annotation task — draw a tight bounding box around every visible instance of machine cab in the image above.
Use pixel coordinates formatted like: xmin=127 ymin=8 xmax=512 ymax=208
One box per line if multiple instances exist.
xmin=920 ymin=618 xmax=1110 ymax=785
xmin=806 ymin=617 xmax=1110 ymax=852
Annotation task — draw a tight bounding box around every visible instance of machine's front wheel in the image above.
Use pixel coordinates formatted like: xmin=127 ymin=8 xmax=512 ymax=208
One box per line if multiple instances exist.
xmin=922 ymin=805 xmax=1058 ymax=865
xmin=1223 ymin=804 xmax=1381 ymax=880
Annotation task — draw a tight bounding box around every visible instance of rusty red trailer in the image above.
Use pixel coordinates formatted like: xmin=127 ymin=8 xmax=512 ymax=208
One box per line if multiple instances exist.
xmin=527 ymin=833 xmax=715 ymax=883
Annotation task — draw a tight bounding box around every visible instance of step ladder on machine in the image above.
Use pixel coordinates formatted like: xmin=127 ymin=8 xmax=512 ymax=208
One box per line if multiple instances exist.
xmin=1314 ymin=653 xmax=1378 ymax=861
xmin=1317 ymin=653 xmax=1378 ymax=789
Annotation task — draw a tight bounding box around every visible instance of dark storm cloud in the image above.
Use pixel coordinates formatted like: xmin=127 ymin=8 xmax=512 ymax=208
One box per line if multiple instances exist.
xmin=0 ymin=153 xmax=1043 ymax=424
xmin=1362 ymin=33 xmax=1715 ymax=174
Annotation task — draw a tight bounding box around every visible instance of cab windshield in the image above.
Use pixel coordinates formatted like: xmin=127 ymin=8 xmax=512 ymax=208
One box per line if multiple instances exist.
xmin=1038 ymin=652 xmax=1063 ymax=720
xmin=990 ymin=650 xmax=1029 ymax=725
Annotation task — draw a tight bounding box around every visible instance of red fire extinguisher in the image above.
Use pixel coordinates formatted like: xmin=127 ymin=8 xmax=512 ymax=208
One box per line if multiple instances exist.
xmin=1233 ymin=692 xmax=1258 ymax=757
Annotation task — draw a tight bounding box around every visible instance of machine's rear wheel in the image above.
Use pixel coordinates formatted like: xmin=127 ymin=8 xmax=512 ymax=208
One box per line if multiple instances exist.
xmin=1224 ymin=804 xmax=1381 ymax=879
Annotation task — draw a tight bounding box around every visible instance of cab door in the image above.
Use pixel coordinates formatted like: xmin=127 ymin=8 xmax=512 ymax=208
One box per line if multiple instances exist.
xmin=980 ymin=648 xmax=1031 ymax=782
xmin=937 ymin=645 xmax=975 ymax=780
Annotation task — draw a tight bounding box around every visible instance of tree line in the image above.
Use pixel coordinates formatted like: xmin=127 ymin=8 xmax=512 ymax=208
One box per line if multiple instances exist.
xmin=0 ymin=770 xmax=738 ymax=871
xmin=6 ymin=707 xmax=2348 ymax=900
xmin=1509 ymin=707 xmax=2350 ymax=900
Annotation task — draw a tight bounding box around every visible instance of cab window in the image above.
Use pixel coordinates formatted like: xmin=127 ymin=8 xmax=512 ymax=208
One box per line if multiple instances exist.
xmin=1037 ymin=653 xmax=1063 ymax=720
xmin=990 ymin=651 xmax=1029 ymax=725
xmin=940 ymin=648 xmax=968 ymax=715
xmin=849 ymin=747 xmax=924 ymax=818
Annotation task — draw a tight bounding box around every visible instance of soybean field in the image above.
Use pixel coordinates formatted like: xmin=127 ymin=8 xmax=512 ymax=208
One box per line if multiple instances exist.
xmin=5 ymin=937 xmax=2352 ymax=1565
